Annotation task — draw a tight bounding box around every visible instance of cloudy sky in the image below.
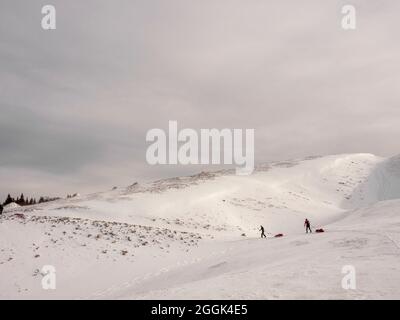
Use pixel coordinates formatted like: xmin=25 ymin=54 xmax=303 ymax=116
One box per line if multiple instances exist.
xmin=1 ymin=0 xmax=399 ymax=200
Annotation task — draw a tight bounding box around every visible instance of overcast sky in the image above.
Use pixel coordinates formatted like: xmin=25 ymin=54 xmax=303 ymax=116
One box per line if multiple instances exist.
xmin=1 ymin=0 xmax=399 ymax=200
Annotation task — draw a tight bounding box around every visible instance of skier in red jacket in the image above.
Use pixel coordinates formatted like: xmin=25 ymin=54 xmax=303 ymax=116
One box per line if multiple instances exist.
xmin=304 ymin=219 xmax=312 ymax=233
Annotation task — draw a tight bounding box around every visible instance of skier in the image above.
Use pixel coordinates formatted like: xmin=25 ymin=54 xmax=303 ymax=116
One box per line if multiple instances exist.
xmin=0 ymin=204 xmax=3 ymax=216
xmin=304 ymin=218 xmax=312 ymax=233
xmin=259 ymin=225 xmax=267 ymax=238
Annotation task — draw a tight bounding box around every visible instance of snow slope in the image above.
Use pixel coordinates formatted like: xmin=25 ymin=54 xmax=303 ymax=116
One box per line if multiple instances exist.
xmin=1 ymin=153 xmax=400 ymax=299
xmin=3 ymin=202 xmax=20 ymax=211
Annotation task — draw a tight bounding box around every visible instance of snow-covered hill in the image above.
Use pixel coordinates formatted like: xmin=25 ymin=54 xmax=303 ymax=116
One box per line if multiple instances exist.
xmin=1 ymin=153 xmax=400 ymax=299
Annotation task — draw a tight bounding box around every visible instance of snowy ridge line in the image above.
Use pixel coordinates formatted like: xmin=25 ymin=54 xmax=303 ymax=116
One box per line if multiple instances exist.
xmin=120 ymin=156 xmax=323 ymax=195
xmin=122 ymin=171 xmax=228 ymax=195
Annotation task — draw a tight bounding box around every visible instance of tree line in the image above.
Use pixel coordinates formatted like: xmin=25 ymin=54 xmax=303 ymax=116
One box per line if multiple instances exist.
xmin=2 ymin=193 xmax=61 ymax=207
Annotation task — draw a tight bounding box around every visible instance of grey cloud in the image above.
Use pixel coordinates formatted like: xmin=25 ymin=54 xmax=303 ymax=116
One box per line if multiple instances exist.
xmin=1 ymin=0 xmax=400 ymax=199
xmin=0 ymin=104 xmax=105 ymax=174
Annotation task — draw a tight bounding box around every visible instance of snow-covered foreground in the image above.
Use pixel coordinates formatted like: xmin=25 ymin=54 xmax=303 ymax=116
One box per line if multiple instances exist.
xmin=1 ymin=153 xmax=400 ymax=299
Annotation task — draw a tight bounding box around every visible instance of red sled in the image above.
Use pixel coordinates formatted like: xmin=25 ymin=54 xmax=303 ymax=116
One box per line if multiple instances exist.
xmin=274 ymin=233 xmax=284 ymax=238
xmin=315 ymin=228 xmax=325 ymax=233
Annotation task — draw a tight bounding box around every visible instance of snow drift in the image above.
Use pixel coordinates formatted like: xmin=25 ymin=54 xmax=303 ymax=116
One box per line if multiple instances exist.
xmin=3 ymin=202 xmax=21 ymax=212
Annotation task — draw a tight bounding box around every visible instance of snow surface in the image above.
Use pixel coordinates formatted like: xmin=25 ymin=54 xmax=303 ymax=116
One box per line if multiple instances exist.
xmin=1 ymin=153 xmax=400 ymax=299
xmin=3 ymin=202 xmax=20 ymax=211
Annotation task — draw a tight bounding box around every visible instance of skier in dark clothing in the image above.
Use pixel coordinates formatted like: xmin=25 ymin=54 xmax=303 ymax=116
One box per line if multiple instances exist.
xmin=259 ymin=225 xmax=267 ymax=238
xmin=0 ymin=204 xmax=3 ymax=216
xmin=304 ymin=218 xmax=312 ymax=233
